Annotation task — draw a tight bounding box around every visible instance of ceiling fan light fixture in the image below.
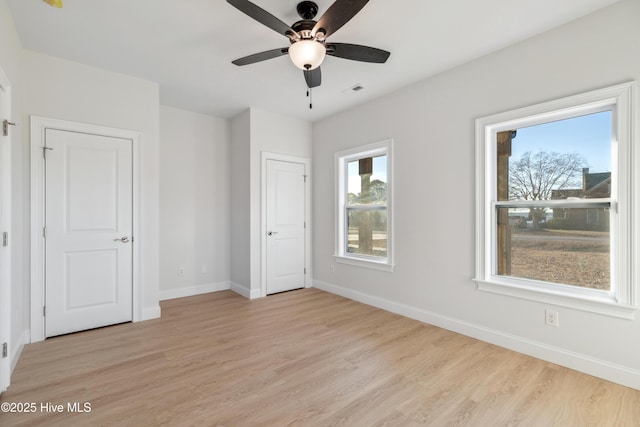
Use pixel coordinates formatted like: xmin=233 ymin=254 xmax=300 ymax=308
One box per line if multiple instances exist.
xmin=289 ymin=40 xmax=326 ymax=70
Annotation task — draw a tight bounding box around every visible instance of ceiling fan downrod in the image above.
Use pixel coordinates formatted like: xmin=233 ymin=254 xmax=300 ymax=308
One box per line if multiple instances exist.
xmin=296 ymin=1 xmax=319 ymax=20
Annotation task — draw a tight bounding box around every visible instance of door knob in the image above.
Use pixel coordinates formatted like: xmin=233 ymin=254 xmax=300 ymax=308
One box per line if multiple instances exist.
xmin=267 ymin=231 xmax=278 ymax=236
xmin=114 ymin=236 xmax=130 ymax=243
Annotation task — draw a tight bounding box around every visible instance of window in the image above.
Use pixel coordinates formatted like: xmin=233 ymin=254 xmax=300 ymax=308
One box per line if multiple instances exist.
xmin=336 ymin=139 xmax=393 ymax=271
xmin=475 ymin=83 xmax=638 ymax=318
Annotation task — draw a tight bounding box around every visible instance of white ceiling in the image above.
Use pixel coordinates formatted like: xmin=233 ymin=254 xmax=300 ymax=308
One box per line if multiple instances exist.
xmin=7 ymin=0 xmax=620 ymax=122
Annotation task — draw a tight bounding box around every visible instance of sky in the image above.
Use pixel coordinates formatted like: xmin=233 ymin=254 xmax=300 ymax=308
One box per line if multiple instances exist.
xmin=510 ymin=110 xmax=612 ymax=173
xmin=348 ymin=155 xmax=387 ymax=195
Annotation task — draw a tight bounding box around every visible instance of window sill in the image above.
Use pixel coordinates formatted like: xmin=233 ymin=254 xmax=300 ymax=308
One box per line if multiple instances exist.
xmin=335 ymin=255 xmax=394 ymax=272
xmin=474 ymin=278 xmax=637 ymax=320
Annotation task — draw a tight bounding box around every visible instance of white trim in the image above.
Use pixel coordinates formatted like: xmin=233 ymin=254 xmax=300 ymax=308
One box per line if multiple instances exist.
xmin=159 ymin=282 xmax=231 ymax=301
xmin=30 ymin=116 xmax=144 ymax=342
xmin=312 ymin=279 xmax=640 ymax=391
xmin=141 ymin=305 xmax=161 ymax=321
xmin=230 ymin=281 xmax=262 ymax=300
xmin=335 ymin=139 xmax=394 ymax=271
xmin=474 ymin=82 xmax=638 ymax=316
xmin=10 ymin=330 xmax=29 ymax=373
xmin=0 ymin=67 xmax=12 ymax=393
xmin=476 ymin=280 xmax=636 ymax=319
xmin=334 ymin=255 xmax=394 ymax=272
xmin=260 ymin=152 xmax=311 ymax=298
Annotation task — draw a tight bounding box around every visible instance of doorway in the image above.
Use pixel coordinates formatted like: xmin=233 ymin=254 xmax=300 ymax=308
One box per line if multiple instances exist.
xmin=31 ymin=117 xmax=142 ymax=342
xmin=261 ymin=153 xmax=310 ymax=296
xmin=0 ymin=66 xmax=12 ymax=392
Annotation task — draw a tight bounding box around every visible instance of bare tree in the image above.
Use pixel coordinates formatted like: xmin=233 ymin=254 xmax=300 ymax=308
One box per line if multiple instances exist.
xmin=509 ymin=151 xmax=586 ymax=227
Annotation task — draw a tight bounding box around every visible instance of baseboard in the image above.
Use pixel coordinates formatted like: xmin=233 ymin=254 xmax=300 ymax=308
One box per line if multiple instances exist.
xmin=313 ymin=279 xmax=640 ymax=391
xmin=140 ymin=304 xmax=161 ymax=321
xmin=159 ymin=281 xmax=231 ymax=301
xmin=11 ymin=329 xmax=30 ymax=374
xmin=230 ymin=282 xmax=262 ymax=300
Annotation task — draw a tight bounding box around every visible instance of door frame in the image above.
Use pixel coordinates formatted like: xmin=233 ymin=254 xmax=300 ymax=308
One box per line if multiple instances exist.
xmin=261 ymin=152 xmax=311 ymax=298
xmin=0 ymin=66 xmax=12 ymax=392
xmin=30 ymin=116 xmax=142 ymax=342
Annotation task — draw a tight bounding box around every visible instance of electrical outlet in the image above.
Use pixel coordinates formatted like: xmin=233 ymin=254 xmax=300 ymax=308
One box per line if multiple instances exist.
xmin=178 ymin=267 xmax=185 ymax=277
xmin=545 ymin=309 xmax=559 ymax=327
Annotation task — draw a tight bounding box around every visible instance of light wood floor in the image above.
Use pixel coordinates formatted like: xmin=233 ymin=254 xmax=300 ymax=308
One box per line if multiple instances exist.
xmin=1 ymin=288 xmax=639 ymax=426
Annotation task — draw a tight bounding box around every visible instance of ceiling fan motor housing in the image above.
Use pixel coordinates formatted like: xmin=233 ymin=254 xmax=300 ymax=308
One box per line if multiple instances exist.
xmin=293 ymin=2 xmax=326 ymax=40
xmin=292 ymin=20 xmax=317 ymax=39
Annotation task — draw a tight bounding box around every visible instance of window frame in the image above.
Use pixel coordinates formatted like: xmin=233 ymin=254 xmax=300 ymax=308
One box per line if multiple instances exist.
xmin=474 ymin=82 xmax=638 ymax=319
xmin=335 ymin=139 xmax=394 ymax=272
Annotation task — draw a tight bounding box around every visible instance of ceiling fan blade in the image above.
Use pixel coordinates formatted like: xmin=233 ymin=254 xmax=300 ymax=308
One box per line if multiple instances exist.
xmin=326 ymin=43 xmax=390 ymax=63
xmin=227 ymin=0 xmax=297 ymax=39
xmin=304 ymin=67 xmax=322 ymax=88
xmin=232 ymin=48 xmax=289 ymax=66
xmin=312 ymin=0 xmax=369 ymax=39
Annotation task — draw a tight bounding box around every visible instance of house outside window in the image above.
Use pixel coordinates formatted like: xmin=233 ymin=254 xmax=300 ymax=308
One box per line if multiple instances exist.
xmin=335 ymin=139 xmax=393 ymax=271
xmin=475 ymin=83 xmax=638 ymax=318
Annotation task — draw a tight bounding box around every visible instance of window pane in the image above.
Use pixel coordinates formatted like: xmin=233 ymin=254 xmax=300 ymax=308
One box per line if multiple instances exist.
xmin=346 ymin=208 xmax=387 ymax=257
xmin=496 ymin=207 xmax=610 ymax=290
xmin=497 ymin=111 xmax=612 ymax=202
xmin=347 ymin=155 xmax=387 ymax=205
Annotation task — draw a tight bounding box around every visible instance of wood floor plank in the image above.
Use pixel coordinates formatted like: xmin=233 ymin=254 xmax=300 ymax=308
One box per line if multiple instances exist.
xmin=1 ymin=288 xmax=639 ymax=426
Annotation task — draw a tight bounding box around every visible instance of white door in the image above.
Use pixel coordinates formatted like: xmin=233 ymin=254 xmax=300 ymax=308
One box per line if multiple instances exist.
xmin=266 ymin=160 xmax=306 ymax=294
xmin=45 ymin=129 xmax=133 ymax=337
xmin=0 ymin=75 xmax=10 ymax=392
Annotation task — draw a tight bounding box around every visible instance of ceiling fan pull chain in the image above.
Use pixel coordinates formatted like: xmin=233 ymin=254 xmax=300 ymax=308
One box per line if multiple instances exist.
xmin=309 ymin=86 xmax=313 ymax=109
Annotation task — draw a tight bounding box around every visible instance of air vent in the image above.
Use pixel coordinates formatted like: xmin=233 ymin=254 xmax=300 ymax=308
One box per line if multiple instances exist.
xmin=342 ymin=84 xmax=364 ymax=95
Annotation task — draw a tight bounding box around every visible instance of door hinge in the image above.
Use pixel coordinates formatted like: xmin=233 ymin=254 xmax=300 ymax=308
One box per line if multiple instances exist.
xmin=303 ymin=175 xmax=307 ymax=182
xmin=43 ymin=306 xmax=46 ymax=317
xmin=2 ymin=119 xmax=16 ymax=137
xmin=304 ymin=267 xmax=307 ymax=275
xmin=2 ymin=231 xmax=7 ymax=247
xmin=2 ymin=342 xmax=7 ymax=358
xmin=43 ymin=226 xmax=46 ymax=238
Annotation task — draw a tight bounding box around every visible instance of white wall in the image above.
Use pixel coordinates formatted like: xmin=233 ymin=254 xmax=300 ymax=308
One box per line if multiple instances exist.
xmin=20 ymin=51 xmax=162 ymax=318
xmin=230 ymin=109 xmax=251 ymax=293
xmin=248 ymin=108 xmax=312 ymax=295
xmin=312 ymin=0 xmax=640 ymax=389
xmin=230 ymin=108 xmax=312 ymax=297
xmin=159 ymin=105 xmax=230 ymax=300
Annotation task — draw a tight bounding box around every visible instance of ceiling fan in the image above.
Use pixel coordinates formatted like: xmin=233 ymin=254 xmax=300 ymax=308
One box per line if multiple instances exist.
xmin=227 ymin=0 xmax=390 ymax=91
